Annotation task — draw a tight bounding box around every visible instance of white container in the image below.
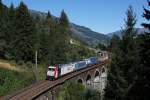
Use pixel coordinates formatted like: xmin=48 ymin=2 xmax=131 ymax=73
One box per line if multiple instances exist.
xmin=60 ymin=63 xmax=75 ymax=75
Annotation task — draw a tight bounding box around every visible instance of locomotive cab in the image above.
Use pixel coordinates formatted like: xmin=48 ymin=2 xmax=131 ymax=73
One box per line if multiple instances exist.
xmin=46 ymin=65 xmax=59 ymax=80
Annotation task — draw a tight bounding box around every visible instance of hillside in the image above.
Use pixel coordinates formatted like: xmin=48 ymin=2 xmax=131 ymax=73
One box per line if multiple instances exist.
xmin=30 ymin=10 xmax=110 ymax=46
xmin=70 ymin=23 xmax=109 ymax=46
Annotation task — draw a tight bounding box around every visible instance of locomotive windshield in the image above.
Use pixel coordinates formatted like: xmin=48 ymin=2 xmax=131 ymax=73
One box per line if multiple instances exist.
xmin=47 ymin=66 xmax=55 ymax=77
xmin=48 ymin=68 xmax=55 ymax=71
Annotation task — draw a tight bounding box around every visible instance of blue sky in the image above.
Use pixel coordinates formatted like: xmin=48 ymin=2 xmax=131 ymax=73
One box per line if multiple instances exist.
xmin=3 ymin=0 xmax=146 ymax=34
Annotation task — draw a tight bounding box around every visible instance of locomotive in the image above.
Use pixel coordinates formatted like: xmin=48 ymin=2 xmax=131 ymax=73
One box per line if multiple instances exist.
xmin=46 ymin=57 xmax=98 ymax=80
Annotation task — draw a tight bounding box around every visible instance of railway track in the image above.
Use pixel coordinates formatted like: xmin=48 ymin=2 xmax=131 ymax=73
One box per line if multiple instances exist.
xmin=1 ymin=60 xmax=107 ymax=100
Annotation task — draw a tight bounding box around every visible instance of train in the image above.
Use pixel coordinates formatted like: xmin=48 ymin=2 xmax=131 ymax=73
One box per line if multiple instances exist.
xmin=46 ymin=57 xmax=99 ymax=80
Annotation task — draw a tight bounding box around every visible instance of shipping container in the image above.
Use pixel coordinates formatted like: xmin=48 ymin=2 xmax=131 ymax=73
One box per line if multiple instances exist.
xmin=59 ymin=63 xmax=75 ymax=75
xmin=89 ymin=57 xmax=98 ymax=65
xmin=75 ymin=61 xmax=87 ymax=70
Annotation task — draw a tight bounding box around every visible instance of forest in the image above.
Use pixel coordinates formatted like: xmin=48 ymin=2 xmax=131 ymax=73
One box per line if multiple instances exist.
xmin=0 ymin=0 xmax=95 ymax=65
xmin=104 ymin=2 xmax=150 ymax=100
xmin=0 ymin=0 xmax=150 ymax=99
xmin=0 ymin=0 xmax=95 ymax=96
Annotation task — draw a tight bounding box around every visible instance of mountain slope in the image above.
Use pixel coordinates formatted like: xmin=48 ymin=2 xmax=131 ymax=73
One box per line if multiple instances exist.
xmin=70 ymin=23 xmax=109 ymax=46
xmin=30 ymin=10 xmax=110 ymax=46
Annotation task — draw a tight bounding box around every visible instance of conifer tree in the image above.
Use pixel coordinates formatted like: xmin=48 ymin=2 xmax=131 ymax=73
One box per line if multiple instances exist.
xmin=5 ymin=3 xmax=17 ymax=59
xmin=142 ymin=1 xmax=150 ymax=30
xmin=14 ymin=2 xmax=36 ymax=62
xmin=104 ymin=35 xmax=127 ymax=100
xmin=0 ymin=0 xmax=5 ymax=58
xmin=109 ymin=34 xmax=121 ymax=52
xmin=59 ymin=10 xmax=69 ymax=29
xmin=0 ymin=0 xmax=8 ymax=58
xmin=119 ymin=6 xmax=141 ymax=100
xmin=104 ymin=6 xmax=138 ymax=100
xmin=53 ymin=10 xmax=70 ymax=64
xmin=121 ymin=6 xmax=139 ymax=86
xmin=46 ymin=11 xmax=57 ymax=64
xmin=40 ymin=11 xmax=55 ymax=64
xmin=33 ymin=14 xmax=46 ymax=63
xmin=141 ymin=0 xmax=150 ymax=74
xmin=126 ymin=1 xmax=150 ymax=100
xmin=38 ymin=31 xmax=50 ymax=63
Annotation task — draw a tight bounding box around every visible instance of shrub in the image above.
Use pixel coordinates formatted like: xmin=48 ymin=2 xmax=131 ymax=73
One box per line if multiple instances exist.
xmin=17 ymin=60 xmax=25 ymax=66
xmin=0 ymin=68 xmax=36 ymax=96
xmin=26 ymin=61 xmax=33 ymax=68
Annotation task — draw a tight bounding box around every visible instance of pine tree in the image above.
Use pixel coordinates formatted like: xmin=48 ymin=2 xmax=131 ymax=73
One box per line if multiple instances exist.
xmin=126 ymin=1 xmax=150 ymax=100
xmin=52 ymin=10 xmax=70 ymax=64
xmin=0 ymin=0 xmax=5 ymax=58
xmin=39 ymin=11 xmax=55 ymax=64
xmin=141 ymin=0 xmax=150 ymax=73
xmin=38 ymin=31 xmax=50 ymax=63
xmin=59 ymin=10 xmax=69 ymax=29
xmin=142 ymin=1 xmax=150 ymax=30
xmin=104 ymin=6 xmax=139 ymax=100
xmin=120 ymin=6 xmax=142 ymax=100
xmin=14 ymin=2 xmax=36 ymax=62
xmin=109 ymin=34 xmax=121 ymax=52
xmin=121 ymin=6 xmax=139 ymax=86
xmin=5 ymin=3 xmax=17 ymax=59
xmin=0 ymin=0 xmax=9 ymax=59
xmin=46 ymin=11 xmax=57 ymax=64
xmin=104 ymin=35 xmax=127 ymax=100
xmin=33 ymin=14 xmax=48 ymax=63
xmin=122 ymin=6 xmax=136 ymax=53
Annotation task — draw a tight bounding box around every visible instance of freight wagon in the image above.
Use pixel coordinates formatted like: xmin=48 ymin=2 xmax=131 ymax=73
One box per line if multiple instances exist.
xmin=46 ymin=57 xmax=99 ymax=80
xmin=59 ymin=63 xmax=75 ymax=75
xmin=85 ymin=57 xmax=98 ymax=65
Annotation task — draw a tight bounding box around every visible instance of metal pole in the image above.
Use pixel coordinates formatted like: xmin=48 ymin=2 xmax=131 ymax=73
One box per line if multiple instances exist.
xmin=100 ymin=69 xmax=103 ymax=100
xmin=35 ymin=50 xmax=38 ymax=81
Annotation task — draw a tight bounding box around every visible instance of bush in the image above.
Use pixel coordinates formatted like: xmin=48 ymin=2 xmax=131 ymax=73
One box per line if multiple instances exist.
xmin=85 ymin=89 xmax=100 ymax=100
xmin=17 ymin=60 xmax=25 ymax=66
xmin=58 ymin=83 xmax=101 ymax=100
xmin=26 ymin=61 xmax=33 ymax=68
xmin=0 ymin=68 xmax=36 ymax=96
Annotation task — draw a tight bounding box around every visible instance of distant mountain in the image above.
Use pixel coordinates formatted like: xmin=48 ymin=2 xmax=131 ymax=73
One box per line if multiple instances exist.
xmin=70 ymin=23 xmax=109 ymax=46
xmin=29 ymin=10 xmax=110 ymax=46
xmin=107 ymin=28 xmax=148 ymax=38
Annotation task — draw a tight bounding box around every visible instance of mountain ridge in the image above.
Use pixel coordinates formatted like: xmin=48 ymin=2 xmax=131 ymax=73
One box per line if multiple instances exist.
xmin=29 ymin=10 xmax=110 ymax=46
xmin=107 ymin=28 xmax=147 ymax=38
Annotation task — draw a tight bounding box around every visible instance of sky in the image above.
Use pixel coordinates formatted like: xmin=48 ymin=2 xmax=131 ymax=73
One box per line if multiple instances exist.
xmin=3 ymin=0 xmax=146 ymax=34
